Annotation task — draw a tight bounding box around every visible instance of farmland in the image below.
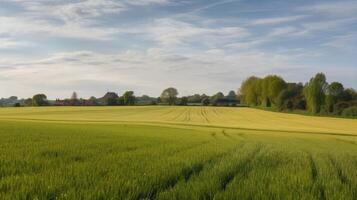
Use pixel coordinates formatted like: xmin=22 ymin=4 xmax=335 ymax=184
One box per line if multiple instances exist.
xmin=0 ymin=106 xmax=357 ymax=199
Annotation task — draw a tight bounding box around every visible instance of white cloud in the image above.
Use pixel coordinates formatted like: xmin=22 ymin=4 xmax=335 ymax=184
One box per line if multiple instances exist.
xmin=323 ymin=33 xmax=357 ymax=51
xmin=148 ymin=18 xmax=249 ymax=46
xmin=0 ymin=16 xmax=118 ymax=40
xmin=252 ymin=15 xmax=306 ymax=25
xmin=301 ymin=1 xmax=357 ymax=16
xmin=0 ymin=0 xmax=171 ymax=40
xmin=0 ymin=38 xmax=31 ymax=49
xmin=268 ymin=27 xmax=300 ymax=37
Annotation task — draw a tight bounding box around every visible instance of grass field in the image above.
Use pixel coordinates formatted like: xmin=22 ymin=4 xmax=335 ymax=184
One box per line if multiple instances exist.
xmin=0 ymin=106 xmax=357 ymax=199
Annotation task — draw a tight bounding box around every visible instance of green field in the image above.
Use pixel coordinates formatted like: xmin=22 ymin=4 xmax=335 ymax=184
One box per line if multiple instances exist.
xmin=0 ymin=106 xmax=357 ymax=199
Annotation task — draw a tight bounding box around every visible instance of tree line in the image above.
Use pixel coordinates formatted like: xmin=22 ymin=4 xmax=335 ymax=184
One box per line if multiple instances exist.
xmin=240 ymin=73 xmax=357 ymax=117
xmin=1 ymin=72 xmax=356 ymax=118
xmin=10 ymin=88 xmax=238 ymax=108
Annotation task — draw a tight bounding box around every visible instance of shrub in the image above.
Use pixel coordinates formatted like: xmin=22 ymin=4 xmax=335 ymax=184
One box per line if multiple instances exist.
xmin=14 ymin=103 xmax=21 ymax=107
xmin=341 ymin=106 xmax=357 ymax=117
xmin=333 ymin=101 xmax=350 ymax=115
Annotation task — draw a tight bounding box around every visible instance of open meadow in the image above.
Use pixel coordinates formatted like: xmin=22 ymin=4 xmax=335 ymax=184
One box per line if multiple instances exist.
xmin=0 ymin=106 xmax=357 ymax=199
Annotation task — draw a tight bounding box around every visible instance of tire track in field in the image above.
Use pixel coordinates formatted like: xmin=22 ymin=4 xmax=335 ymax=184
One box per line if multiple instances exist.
xmin=185 ymin=108 xmax=191 ymax=122
xmin=208 ymin=144 xmax=263 ymax=200
xmin=328 ymin=155 xmax=350 ymax=184
xmin=144 ymin=145 xmax=243 ymax=200
xmin=212 ymin=108 xmax=220 ymax=117
xmin=200 ymin=107 xmax=210 ymax=124
xmin=159 ymin=108 xmax=176 ymax=119
xmin=307 ymin=153 xmax=326 ymax=200
xmin=5 ymin=118 xmax=357 ymax=138
xmin=170 ymin=108 xmax=186 ymax=122
xmin=328 ymin=155 xmax=356 ymax=199
xmin=221 ymin=130 xmax=237 ymax=141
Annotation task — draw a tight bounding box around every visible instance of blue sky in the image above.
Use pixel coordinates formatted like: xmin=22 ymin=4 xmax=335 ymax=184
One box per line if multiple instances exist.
xmin=0 ymin=0 xmax=357 ymax=98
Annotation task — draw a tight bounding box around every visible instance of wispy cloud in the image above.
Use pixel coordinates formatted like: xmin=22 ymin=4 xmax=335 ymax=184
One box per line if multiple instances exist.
xmin=301 ymin=1 xmax=357 ymax=16
xmin=0 ymin=16 xmax=119 ymax=40
xmin=148 ymin=18 xmax=249 ymax=46
xmin=0 ymin=38 xmax=31 ymax=49
xmin=252 ymin=15 xmax=307 ymax=25
xmin=0 ymin=0 xmax=170 ymax=41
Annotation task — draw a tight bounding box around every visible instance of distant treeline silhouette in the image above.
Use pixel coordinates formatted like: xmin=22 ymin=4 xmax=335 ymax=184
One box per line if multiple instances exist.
xmin=1 ymin=73 xmax=356 ymax=118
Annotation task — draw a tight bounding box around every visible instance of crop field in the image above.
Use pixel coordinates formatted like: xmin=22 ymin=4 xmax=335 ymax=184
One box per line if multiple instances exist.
xmin=0 ymin=106 xmax=357 ymax=199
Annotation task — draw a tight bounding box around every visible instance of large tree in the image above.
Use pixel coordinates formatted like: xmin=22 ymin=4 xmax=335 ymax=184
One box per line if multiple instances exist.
xmin=240 ymin=76 xmax=262 ymax=106
xmin=161 ymin=87 xmax=178 ymax=105
xmin=123 ymin=91 xmax=135 ymax=105
xmin=32 ymin=94 xmax=48 ymax=106
xmin=277 ymin=83 xmax=305 ymax=111
xmin=102 ymin=92 xmax=119 ymax=106
xmin=325 ymin=82 xmax=344 ymax=113
xmin=304 ymin=73 xmax=328 ymax=114
xmin=261 ymin=75 xmax=286 ymax=107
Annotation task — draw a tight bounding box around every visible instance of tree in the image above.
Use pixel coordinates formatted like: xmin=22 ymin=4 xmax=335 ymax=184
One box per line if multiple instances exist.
xmin=179 ymin=97 xmax=188 ymax=106
xmin=70 ymin=91 xmax=80 ymax=105
xmin=342 ymin=88 xmax=357 ymax=101
xmin=71 ymin=92 xmax=78 ymax=100
xmin=24 ymin=98 xmax=33 ymax=106
xmin=304 ymin=73 xmax=328 ymax=114
xmin=226 ymin=90 xmax=238 ymax=106
xmin=161 ymin=87 xmax=178 ymax=105
xmin=32 ymin=94 xmax=48 ymax=106
xmin=226 ymin=91 xmax=237 ymax=101
xmin=201 ymin=97 xmax=210 ymax=106
xmin=187 ymin=94 xmax=202 ymax=103
xmin=341 ymin=106 xmax=357 ymax=117
xmin=261 ymin=75 xmax=286 ymax=107
xmin=325 ymin=82 xmax=344 ymax=113
xmin=277 ymin=83 xmax=305 ymax=111
xmin=102 ymin=92 xmax=119 ymax=106
xmin=123 ymin=91 xmax=135 ymax=105
xmin=14 ymin=103 xmax=21 ymax=107
xmin=210 ymin=92 xmax=224 ymax=106
xmin=240 ymin=76 xmax=261 ymax=106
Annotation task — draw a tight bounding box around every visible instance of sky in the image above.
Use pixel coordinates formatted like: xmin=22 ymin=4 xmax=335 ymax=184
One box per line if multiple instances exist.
xmin=0 ymin=0 xmax=357 ymax=99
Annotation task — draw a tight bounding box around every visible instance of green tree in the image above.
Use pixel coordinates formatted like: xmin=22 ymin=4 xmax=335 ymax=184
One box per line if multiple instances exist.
xmin=261 ymin=75 xmax=286 ymax=107
xmin=210 ymin=92 xmax=224 ymax=106
xmin=201 ymin=97 xmax=210 ymax=106
xmin=341 ymin=106 xmax=357 ymax=117
xmin=102 ymin=92 xmax=119 ymax=106
xmin=32 ymin=94 xmax=48 ymax=106
xmin=123 ymin=91 xmax=135 ymax=105
xmin=161 ymin=87 xmax=178 ymax=105
xmin=304 ymin=73 xmax=328 ymax=114
xmin=277 ymin=83 xmax=305 ymax=111
xmin=325 ymin=82 xmax=344 ymax=113
xmin=187 ymin=94 xmax=202 ymax=103
xmin=70 ymin=91 xmax=80 ymax=105
xmin=240 ymin=76 xmax=262 ymax=106
xmin=179 ymin=97 xmax=188 ymax=106
xmin=24 ymin=98 xmax=33 ymax=107
xmin=226 ymin=90 xmax=237 ymax=101
xmin=342 ymin=88 xmax=357 ymax=101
